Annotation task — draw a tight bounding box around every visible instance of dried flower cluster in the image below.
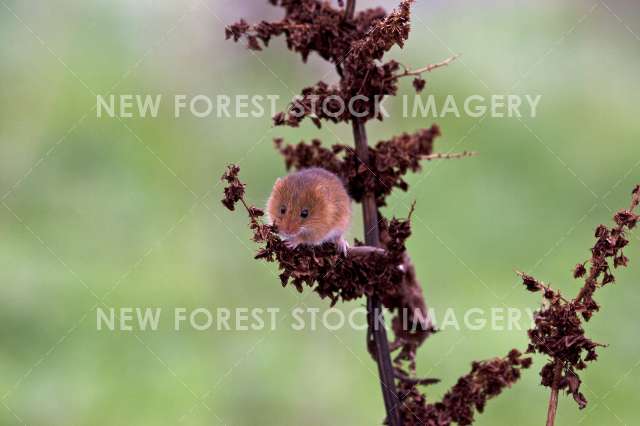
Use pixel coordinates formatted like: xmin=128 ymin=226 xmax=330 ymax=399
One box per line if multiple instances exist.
xmin=519 ymin=185 xmax=640 ymax=409
xmin=398 ymin=350 xmax=532 ymax=426
xmin=275 ymin=125 xmax=442 ymax=206
xmin=226 ymin=0 xmax=430 ymax=128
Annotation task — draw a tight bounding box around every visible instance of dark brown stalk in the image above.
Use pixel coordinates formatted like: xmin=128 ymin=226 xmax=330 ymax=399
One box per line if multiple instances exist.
xmin=353 ymin=118 xmax=402 ymax=426
xmin=345 ymin=2 xmax=400 ymax=423
xmin=546 ymin=361 xmax=563 ymax=426
xmin=345 ymin=0 xmax=356 ymax=19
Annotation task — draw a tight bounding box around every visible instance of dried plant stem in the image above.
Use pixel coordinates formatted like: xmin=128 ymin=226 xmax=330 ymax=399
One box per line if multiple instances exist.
xmin=546 ymin=360 xmax=563 ymax=426
xmin=347 ymin=2 xmax=400 ymax=422
xmin=352 ymin=118 xmax=401 ymax=426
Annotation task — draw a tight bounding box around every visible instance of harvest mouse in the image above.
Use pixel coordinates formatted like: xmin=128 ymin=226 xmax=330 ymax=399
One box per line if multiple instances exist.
xmin=267 ymin=167 xmax=351 ymax=254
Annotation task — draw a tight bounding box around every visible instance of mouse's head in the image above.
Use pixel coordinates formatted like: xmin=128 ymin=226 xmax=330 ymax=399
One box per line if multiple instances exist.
xmin=266 ymin=175 xmax=326 ymax=240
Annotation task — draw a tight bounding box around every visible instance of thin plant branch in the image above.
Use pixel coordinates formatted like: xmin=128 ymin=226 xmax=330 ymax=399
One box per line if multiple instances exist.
xmin=422 ymin=151 xmax=477 ymax=161
xmin=398 ymin=54 xmax=460 ymax=78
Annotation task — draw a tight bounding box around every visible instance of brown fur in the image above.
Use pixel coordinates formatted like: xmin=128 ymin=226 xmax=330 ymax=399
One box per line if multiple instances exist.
xmin=267 ymin=168 xmax=351 ymax=247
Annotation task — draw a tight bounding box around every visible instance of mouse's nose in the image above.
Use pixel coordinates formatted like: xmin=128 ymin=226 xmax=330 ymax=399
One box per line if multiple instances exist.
xmin=279 ymin=226 xmax=298 ymax=239
xmin=279 ymin=231 xmax=292 ymax=240
xmin=277 ymin=225 xmax=291 ymax=237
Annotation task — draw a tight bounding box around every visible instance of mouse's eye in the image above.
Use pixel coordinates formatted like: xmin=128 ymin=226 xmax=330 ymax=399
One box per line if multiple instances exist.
xmin=279 ymin=206 xmax=286 ymax=215
xmin=300 ymin=208 xmax=309 ymax=218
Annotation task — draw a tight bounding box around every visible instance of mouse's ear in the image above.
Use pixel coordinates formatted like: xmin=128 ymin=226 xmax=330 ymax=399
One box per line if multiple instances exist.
xmin=273 ymin=177 xmax=283 ymax=190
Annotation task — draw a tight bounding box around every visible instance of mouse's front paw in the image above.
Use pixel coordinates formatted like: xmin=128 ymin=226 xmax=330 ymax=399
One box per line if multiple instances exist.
xmin=284 ymin=239 xmax=299 ymax=250
xmin=337 ymin=237 xmax=350 ymax=256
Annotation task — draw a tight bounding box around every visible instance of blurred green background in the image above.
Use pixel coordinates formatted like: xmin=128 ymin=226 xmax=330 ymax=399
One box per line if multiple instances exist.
xmin=1 ymin=0 xmax=639 ymax=425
